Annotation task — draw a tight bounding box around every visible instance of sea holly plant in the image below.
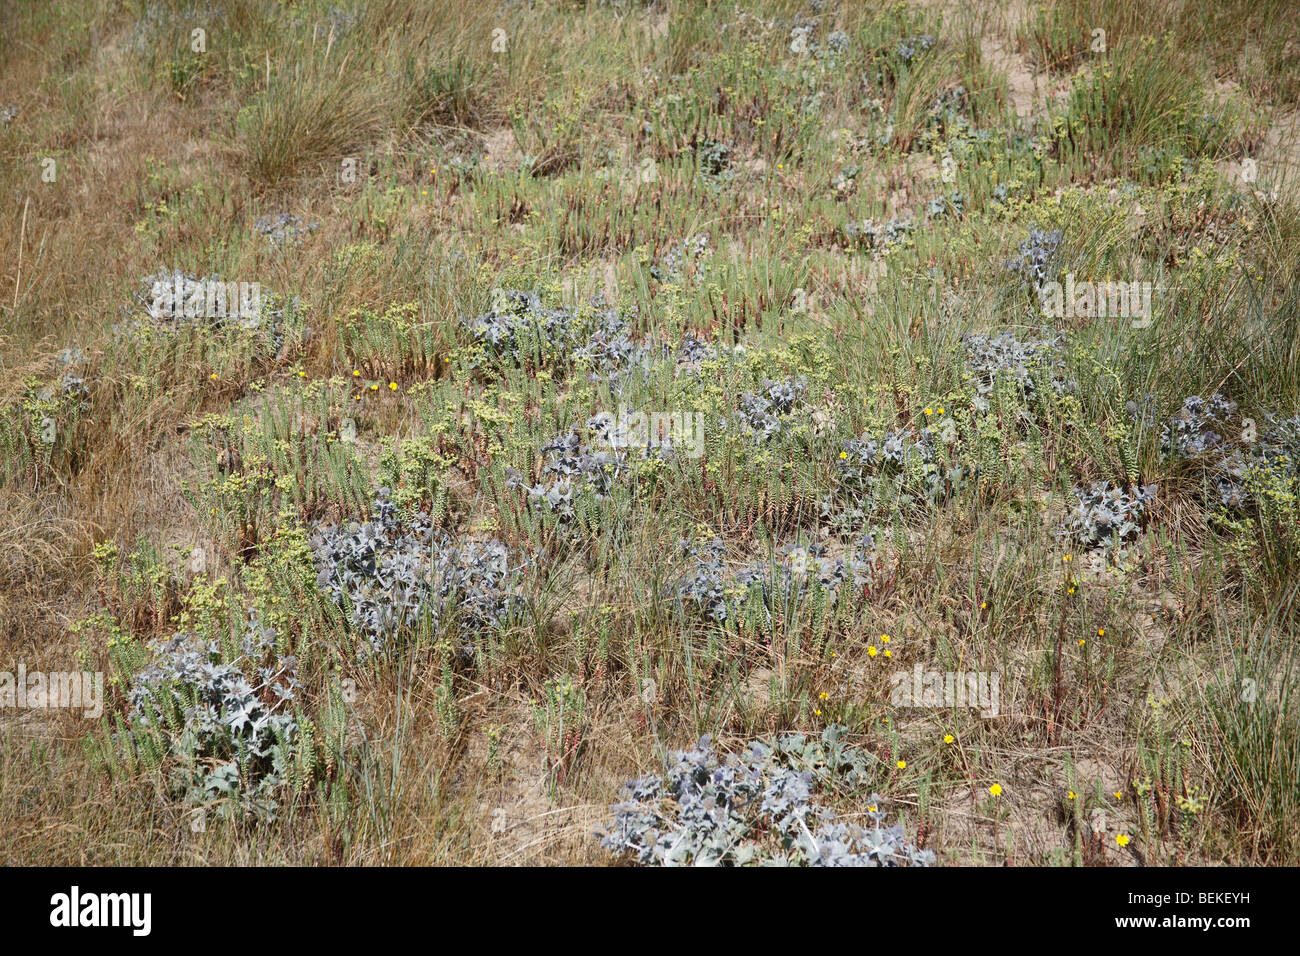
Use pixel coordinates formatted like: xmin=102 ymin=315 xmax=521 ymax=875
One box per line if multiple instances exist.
xmin=1062 ymin=480 xmax=1158 ymax=549
xmin=599 ymin=726 xmax=934 ymax=866
xmin=463 ymin=290 xmax=653 ymax=393
xmin=675 ymin=535 xmax=877 ymax=625
xmin=309 ymin=496 xmax=529 ymax=658
xmin=960 ymin=330 xmax=1069 ymax=413
xmin=1005 ymin=227 xmax=1065 ymax=288
xmin=119 ymin=614 xmax=315 ymax=821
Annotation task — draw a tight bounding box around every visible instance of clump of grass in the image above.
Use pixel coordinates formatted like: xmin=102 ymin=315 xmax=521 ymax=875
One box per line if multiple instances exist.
xmin=237 ymin=59 xmax=393 ymax=186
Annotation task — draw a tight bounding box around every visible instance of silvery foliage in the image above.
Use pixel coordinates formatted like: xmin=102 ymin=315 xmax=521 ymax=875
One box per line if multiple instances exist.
xmin=0 ymin=103 xmax=17 ymax=126
xmin=1005 ymin=227 xmax=1064 ymax=287
xmin=310 ymin=497 xmax=527 ymax=656
xmin=931 ymin=84 xmax=968 ymax=119
xmin=600 ymin=726 xmax=934 ymax=866
xmin=466 ymin=291 xmax=650 ymax=392
xmin=128 ymin=615 xmax=301 ymax=817
xmin=836 ymin=427 xmax=961 ymax=501
xmin=650 ymin=234 xmax=713 ymax=284
xmin=926 ymin=190 xmax=965 ymax=220
xmin=676 ymin=333 xmax=719 ymax=372
xmin=34 ymin=349 xmax=91 ymax=406
xmin=731 ymin=376 xmax=807 ymax=441
xmin=254 ymin=212 xmax=319 ymax=246
xmin=1161 ymin=396 xmax=1300 ymax=510
xmin=895 ymin=34 xmax=936 ymax=62
xmin=1160 ymin=393 xmax=1245 ymax=508
xmin=506 ymin=426 xmax=625 ymax=522
xmin=961 ymin=330 xmax=1068 ymax=411
xmin=676 ymin=535 xmax=876 ymax=623
xmin=843 ymin=215 xmax=915 ymax=250
xmin=1063 ymin=480 xmax=1158 ymax=548
xmin=1160 ymin=393 xmax=1239 ymax=458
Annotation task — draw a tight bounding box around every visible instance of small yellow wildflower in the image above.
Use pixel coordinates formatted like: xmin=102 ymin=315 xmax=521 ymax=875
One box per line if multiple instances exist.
xmin=868 ymin=646 xmax=878 ymax=658
xmin=1067 ymin=790 xmax=1076 ymax=800
xmin=388 ymin=382 xmax=398 ymax=391
xmin=881 ymin=634 xmax=890 ymax=643
xmin=943 ymin=734 xmax=954 ymax=744
xmin=896 ymin=760 xmax=906 ymax=769
xmin=989 ymin=784 xmax=1002 ymax=797
xmin=1116 ymin=834 xmax=1130 ymax=847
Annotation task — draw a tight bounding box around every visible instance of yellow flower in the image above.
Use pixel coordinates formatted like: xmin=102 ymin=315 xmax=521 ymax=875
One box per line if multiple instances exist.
xmin=943 ymin=734 xmax=954 ymax=744
xmin=1097 ymin=628 xmax=1105 ymax=637
xmin=868 ymin=646 xmax=878 ymax=658
xmin=1114 ymin=791 xmax=1123 ymax=801
xmin=896 ymin=760 xmax=906 ymax=769
xmin=369 ymin=383 xmax=378 ymax=391
xmin=209 ymin=373 xmax=218 ymax=381
xmin=1063 ymin=554 xmax=1072 ymax=562
xmin=352 ymin=370 xmax=361 ymax=377
xmin=819 ymin=691 xmax=829 ymax=701
xmin=839 ymin=451 xmax=848 ymax=459
xmin=1067 ymin=586 xmax=1076 ymax=594
xmin=924 ymin=407 xmax=933 ymax=415
xmin=980 ymin=601 xmax=987 ymax=610
xmin=1116 ymin=834 xmax=1130 ymax=847
xmin=881 ymin=634 xmax=890 ymax=643
xmin=298 ymin=370 xmax=307 ymax=378
xmin=1067 ymin=790 xmax=1076 ymax=800
xmin=1078 ymin=639 xmax=1086 ymax=646
xmin=989 ymin=784 xmax=1002 ymax=797
xmin=388 ymin=382 xmax=398 ymax=391
xmin=814 ymin=709 xmax=821 ymax=717
xmin=883 ymin=649 xmax=891 ymax=658
xmin=937 ymin=407 xmax=944 ymax=414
